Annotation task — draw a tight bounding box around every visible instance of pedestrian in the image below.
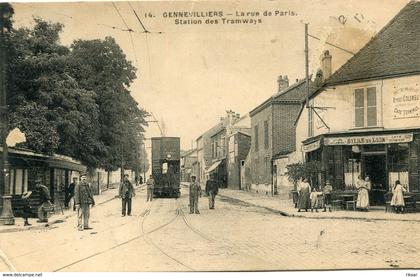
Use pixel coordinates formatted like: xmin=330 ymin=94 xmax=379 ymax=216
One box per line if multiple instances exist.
xmin=356 ymin=175 xmax=370 ymax=211
xmin=310 ymin=187 xmax=321 ymax=212
xmin=139 ymin=176 xmax=143 ymax=185
xmin=391 ymin=180 xmax=406 ymax=213
xmin=205 ymin=174 xmax=219 ymax=209
xmin=35 ymin=178 xmax=52 ymax=224
xmin=22 ymin=191 xmax=33 ymax=226
xmin=74 ymin=173 xmax=95 ymax=231
xmin=146 ymin=175 xmax=154 ymax=202
xmin=189 ymin=175 xmax=201 ymax=214
xmin=65 ymin=177 xmax=77 ymax=210
xmin=119 ymin=174 xmax=136 ymax=216
xmin=322 ymin=181 xmax=333 ymax=212
xmin=297 ymin=178 xmax=311 ymax=212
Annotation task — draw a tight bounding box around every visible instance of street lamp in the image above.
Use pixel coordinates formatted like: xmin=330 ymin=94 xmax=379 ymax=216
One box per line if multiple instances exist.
xmin=0 ymin=3 xmax=14 ymax=225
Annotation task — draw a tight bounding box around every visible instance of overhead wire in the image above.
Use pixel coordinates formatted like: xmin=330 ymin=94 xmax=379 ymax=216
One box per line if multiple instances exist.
xmin=111 ymin=1 xmax=139 ymax=66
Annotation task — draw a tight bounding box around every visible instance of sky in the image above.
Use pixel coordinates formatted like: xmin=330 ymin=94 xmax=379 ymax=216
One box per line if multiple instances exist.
xmin=12 ymin=0 xmax=410 ymax=152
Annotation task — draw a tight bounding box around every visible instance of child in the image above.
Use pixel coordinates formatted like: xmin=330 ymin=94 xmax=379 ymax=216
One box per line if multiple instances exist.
xmin=391 ymin=180 xmax=406 ymax=213
xmin=22 ymin=191 xmax=32 ymax=226
xmin=322 ymin=181 xmax=333 ymax=212
xmin=310 ymin=187 xmax=321 ymax=212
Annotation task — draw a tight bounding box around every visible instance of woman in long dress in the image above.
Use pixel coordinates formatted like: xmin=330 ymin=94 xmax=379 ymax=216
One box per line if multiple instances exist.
xmin=356 ymin=176 xmax=370 ymax=211
xmin=297 ymin=178 xmax=311 ymax=212
xmin=391 ymin=180 xmax=406 ymax=213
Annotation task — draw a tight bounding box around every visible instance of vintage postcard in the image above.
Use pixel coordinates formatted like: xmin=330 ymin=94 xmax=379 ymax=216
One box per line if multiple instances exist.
xmin=0 ymin=0 xmax=419 ymax=274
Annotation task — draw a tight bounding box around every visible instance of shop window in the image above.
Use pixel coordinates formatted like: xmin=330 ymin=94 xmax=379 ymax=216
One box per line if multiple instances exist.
xmin=388 ymin=143 xmax=409 ymax=190
xmin=343 ymin=146 xmax=361 ymax=190
xmin=9 ymin=169 xmax=28 ymax=195
xmin=354 ymin=86 xmax=377 ymax=128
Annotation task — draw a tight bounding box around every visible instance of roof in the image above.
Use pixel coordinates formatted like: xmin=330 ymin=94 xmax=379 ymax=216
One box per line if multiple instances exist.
xmin=250 ymin=77 xmax=314 ymax=116
xmin=324 ymin=1 xmax=420 ymax=86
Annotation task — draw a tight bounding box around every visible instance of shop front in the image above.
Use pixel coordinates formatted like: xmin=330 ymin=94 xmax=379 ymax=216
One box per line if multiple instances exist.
xmin=302 ymin=131 xmax=420 ymax=206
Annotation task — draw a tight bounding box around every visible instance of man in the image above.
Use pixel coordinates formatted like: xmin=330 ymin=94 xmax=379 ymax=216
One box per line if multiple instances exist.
xmin=22 ymin=191 xmax=33 ymax=226
xmin=35 ymin=178 xmax=52 ymax=224
xmin=74 ymin=173 xmax=95 ymax=231
xmin=65 ymin=177 xmax=77 ymax=210
xmin=119 ymin=174 xmax=136 ymax=216
xmin=205 ymin=174 xmax=219 ymax=209
xmin=322 ymin=180 xmax=333 ymax=212
xmin=146 ymin=175 xmax=154 ymax=202
xmin=189 ymin=175 xmax=201 ymax=214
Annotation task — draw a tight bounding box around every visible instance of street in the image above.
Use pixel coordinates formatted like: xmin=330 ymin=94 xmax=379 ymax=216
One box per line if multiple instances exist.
xmin=1 ymin=184 xmax=420 ymax=272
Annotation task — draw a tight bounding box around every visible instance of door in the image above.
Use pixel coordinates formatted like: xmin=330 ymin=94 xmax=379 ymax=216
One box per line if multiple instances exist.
xmin=362 ymin=154 xmax=387 ymax=205
xmin=240 ymin=160 xmax=245 ymax=190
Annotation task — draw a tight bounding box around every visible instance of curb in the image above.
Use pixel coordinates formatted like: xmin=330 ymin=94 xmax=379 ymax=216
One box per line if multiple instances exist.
xmin=0 ymin=185 xmax=147 ymax=234
xmin=218 ymin=193 xmax=420 ymax=223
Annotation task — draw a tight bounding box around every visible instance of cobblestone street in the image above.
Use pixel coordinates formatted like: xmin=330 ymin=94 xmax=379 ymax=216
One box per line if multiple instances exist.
xmin=1 ymin=185 xmax=419 ymax=271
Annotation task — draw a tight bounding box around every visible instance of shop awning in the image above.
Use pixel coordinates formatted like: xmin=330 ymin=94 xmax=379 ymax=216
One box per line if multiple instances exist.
xmin=205 ymin=160 xmax=222 ymax=173
xmin=302 ymin=140 xmax=321 ymax=152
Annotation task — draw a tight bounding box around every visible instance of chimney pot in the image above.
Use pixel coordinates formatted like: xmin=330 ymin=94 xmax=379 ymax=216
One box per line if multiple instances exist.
xmin=277 ymin=74 xmax=289 ymax=92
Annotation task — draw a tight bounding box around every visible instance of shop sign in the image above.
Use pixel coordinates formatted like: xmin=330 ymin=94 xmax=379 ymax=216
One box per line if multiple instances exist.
xmin=392 ymin=84 xmax=420 ymax=119
xmin=302 ymin=140 xmax=321 ymax=152
xmin=324 ymin=133 xmax=413 ymax=146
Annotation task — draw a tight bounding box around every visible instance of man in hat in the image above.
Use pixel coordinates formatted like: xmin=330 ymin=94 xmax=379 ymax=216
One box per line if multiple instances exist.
xmin=119 ymin=174 xmax=136 ymax=216
xmin=35 ymin=178 xmax=52 ymax=224
xmin=146 ymin=174 xmax=154 ymax=202
xmin=205 ymin=173 xmax=219 ymax=209
xmin=22 ymin=191 xmax=33 ymax=226
xmin=65 ymin=177 xmax=77 ymax=210
xmin=189 ymin=175 xmax=201 ymax=214
xmin=74 ymin=173 xmax=95 ymax=230
xmin=322 ymin=180 xmax=333 ymax=212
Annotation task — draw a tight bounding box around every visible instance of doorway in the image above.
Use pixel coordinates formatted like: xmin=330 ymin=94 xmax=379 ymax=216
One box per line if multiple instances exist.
xmin=362 ymin=154 xmax=387 ymax=205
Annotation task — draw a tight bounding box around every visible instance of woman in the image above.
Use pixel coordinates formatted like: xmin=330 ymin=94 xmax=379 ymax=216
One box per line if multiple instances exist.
xmin=391 ymin=180 xmax=406 ymax=213
xmin=297 ymin=178 xmax=311 ymax=212
xmin=356 ymin=175 xmax=370 ymax=211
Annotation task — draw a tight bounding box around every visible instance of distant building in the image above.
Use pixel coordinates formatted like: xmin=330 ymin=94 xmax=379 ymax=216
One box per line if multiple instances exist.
xmin=248 ymin=75 xmax=314 ymax=196
xmin=195 ymin=110 xmax=250 ymax=188
xmin=180 ymin=149 xmax=197 ymax=182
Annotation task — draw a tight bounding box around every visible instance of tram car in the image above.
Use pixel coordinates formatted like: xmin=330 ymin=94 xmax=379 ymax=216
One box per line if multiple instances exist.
xmin=151 ymin=137 xmax=181 ymax=198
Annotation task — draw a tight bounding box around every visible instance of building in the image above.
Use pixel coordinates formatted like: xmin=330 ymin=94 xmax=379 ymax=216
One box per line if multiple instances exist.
xmin=180 ymin=149 xmax=197 ymax=182
xmin=0 ymin=147 xmax=86 ymax=217
xmin=295 ymin=1 xmax=420 ymax=205
xmin=248 ymin=75 xmax=314 ymax=195
xmin=195 ymin=110 xmax=250 ymax=187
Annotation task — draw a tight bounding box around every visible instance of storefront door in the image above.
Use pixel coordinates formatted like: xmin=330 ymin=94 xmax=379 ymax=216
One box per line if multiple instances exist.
xmin=362 ymin=154 xmax=387 ymax=205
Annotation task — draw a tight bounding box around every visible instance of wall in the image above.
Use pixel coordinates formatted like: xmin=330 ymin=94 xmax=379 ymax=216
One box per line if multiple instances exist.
xmin=273 ymin=151 xmax=300 ymax=199
xmin=308 ymin=75 xmax=420 ymax=138
xmin=227 ymin=132 xmax=251 ymax=189
xmin=272 ymin=103 xmax=302 ymax=155
xmin=250 ymin=105 xmax=273 ymax=186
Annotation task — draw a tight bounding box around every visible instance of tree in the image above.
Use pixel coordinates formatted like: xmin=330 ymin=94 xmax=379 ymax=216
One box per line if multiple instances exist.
xmin=6 ymin=17 xmax=149 ymax=171
xmin=285 ymin=161 xmax=322 ymax=189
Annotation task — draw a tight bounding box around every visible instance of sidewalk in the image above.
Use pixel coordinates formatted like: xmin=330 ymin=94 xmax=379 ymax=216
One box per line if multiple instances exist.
xmin=218 ymin=188 xmax=420 ymax=222
xmin=0 ymin=184 xmax=146 ymax=234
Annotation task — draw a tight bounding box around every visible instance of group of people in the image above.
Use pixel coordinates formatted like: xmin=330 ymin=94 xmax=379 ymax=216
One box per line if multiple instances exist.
xmin=296 ymin=178 xmax=333 ymax=213
xmin=296 ymin=175 xmax=408 ymax=213
xmin=188 ymin=174 xmax=219 ymax=214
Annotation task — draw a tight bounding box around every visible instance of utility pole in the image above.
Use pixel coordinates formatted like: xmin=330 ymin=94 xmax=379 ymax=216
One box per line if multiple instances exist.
xmin=0 ymin=3 xmax=14 ymax=225
xmin=305 ymin=23 xmax=311 ymax=138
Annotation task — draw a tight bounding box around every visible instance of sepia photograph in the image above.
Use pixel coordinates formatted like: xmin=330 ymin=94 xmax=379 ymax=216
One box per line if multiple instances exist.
xmin=0 ymin=0 xmax=419 ymax=274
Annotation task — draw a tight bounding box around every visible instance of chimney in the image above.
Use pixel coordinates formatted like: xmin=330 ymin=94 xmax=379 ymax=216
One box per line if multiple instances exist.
xmin=321 ymin=50 xmax=332 ymax=81
xmin=277 ymin=75 xmax=289 ymax=92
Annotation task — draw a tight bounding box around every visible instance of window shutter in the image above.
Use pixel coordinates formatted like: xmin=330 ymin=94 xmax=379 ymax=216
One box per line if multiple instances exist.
xmin=354 ymin=88 xmax=365 ymax=128
xmin=334 ymin=146 xmax=344 ymax=190
xmin=409 ymin=135 xmax=420 ymax=192
xmin=366 ymin=87 xmax=377 ymax=127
